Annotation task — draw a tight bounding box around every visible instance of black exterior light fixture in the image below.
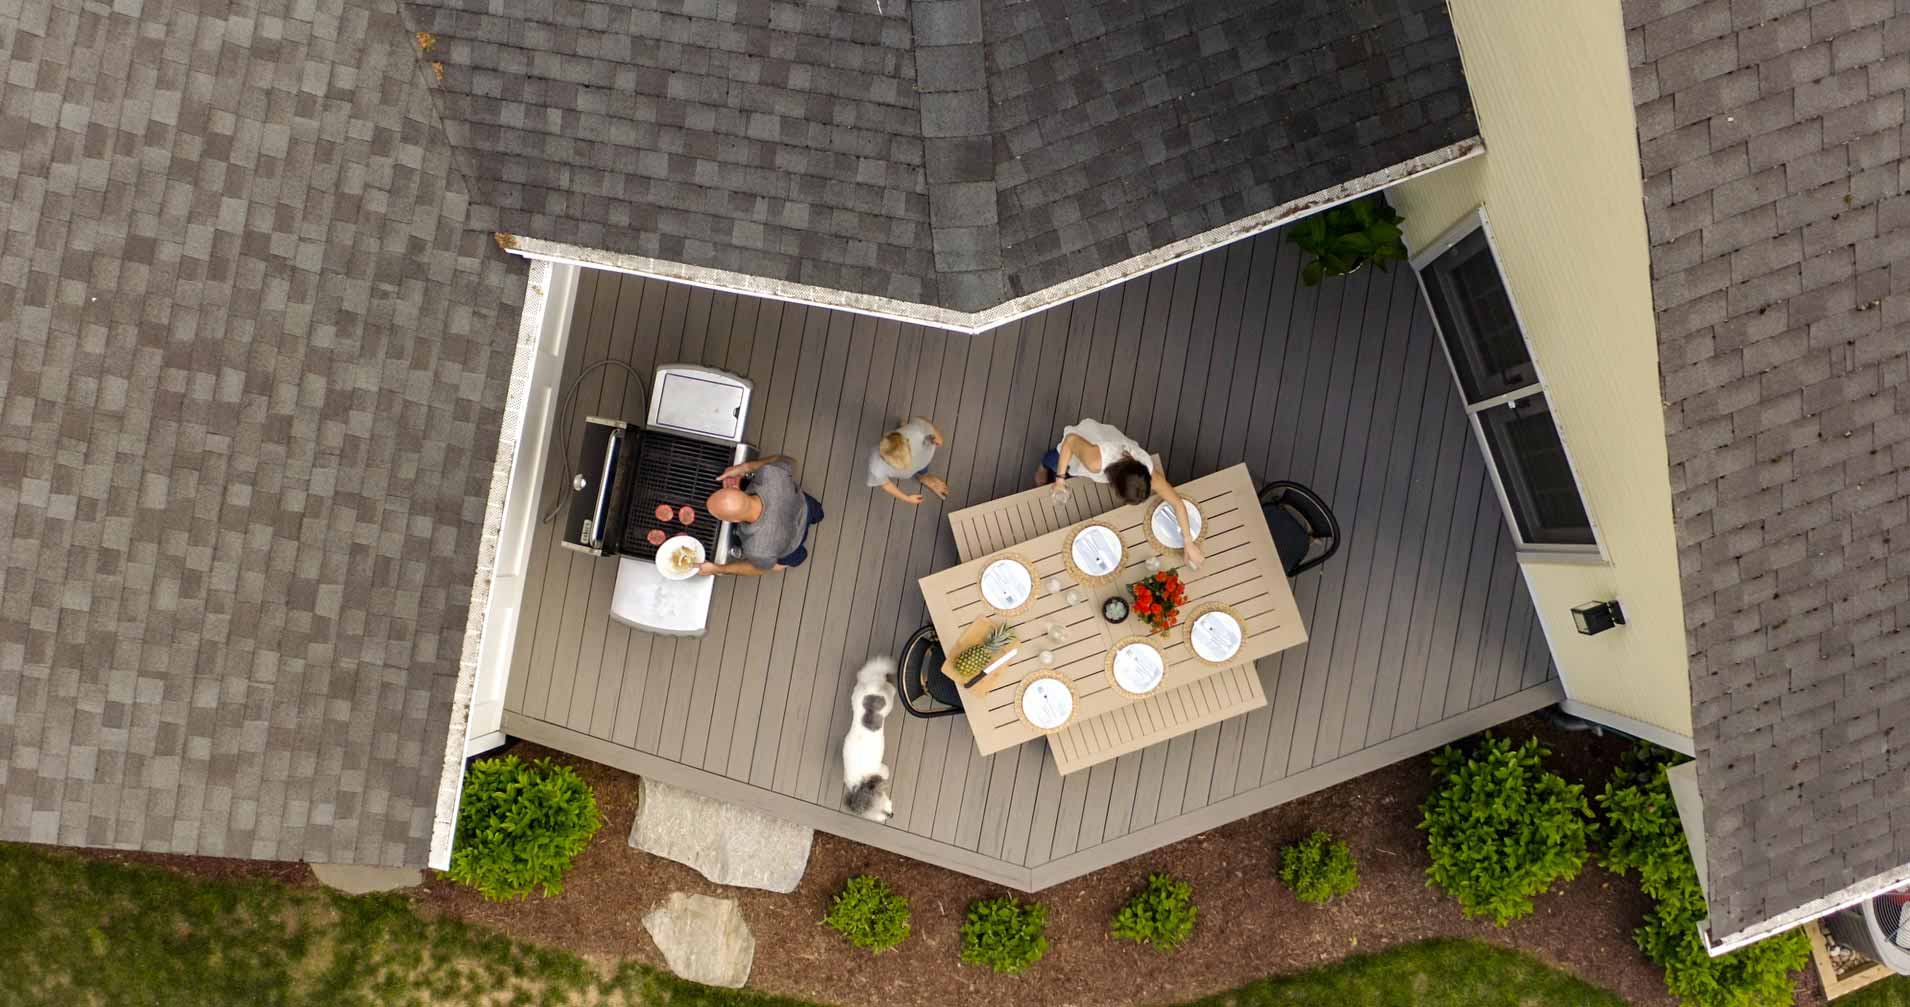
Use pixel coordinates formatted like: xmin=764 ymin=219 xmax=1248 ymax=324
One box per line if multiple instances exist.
xmin=1572 ymin=600 xmax=1626 ymax=636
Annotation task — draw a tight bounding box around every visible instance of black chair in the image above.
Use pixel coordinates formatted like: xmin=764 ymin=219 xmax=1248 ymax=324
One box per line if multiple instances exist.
xmin=1259 ymin=481 xmax=1341 ymax=577
xmin=896 ymin=624 xmax=963 ymax=718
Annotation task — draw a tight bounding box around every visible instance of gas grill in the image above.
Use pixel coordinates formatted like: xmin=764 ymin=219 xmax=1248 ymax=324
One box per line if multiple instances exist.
xmin=558 ymin=363 xmax=753 ymax=638
xmin=560 ymin=364 xmax=753 ymax=575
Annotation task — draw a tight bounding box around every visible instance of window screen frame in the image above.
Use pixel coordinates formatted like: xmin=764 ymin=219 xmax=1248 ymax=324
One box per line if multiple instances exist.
xmin=1410 ymin=209 xmax=1601 ymax=555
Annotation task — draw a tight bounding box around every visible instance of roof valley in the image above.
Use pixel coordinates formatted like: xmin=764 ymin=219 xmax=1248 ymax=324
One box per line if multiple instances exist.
xmin=406 ymin=0 xmax=1474 ymax=318
xmin=914 ymin=0 xmax=1005 ymax=311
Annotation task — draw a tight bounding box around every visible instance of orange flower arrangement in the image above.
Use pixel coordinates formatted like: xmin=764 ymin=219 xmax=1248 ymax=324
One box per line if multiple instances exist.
xmin=1130 ymin=569 xmax=1186 ymax=635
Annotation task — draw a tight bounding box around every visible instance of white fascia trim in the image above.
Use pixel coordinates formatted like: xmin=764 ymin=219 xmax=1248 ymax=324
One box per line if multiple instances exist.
xmin=1703 ymin=857 xmax=1910 ymax=955
xmin=502 ymin=138 xmax=1484 ymax=335
xmin=425 ymin=259 xmax=575 ymax=871
xmin=466 ymin=730 xmax=510 ymax=756
xmin=1669 ymin=757 xmax=1910 ymax=956
xmin=1556 ymin=699 xmax=1696 ymax=756
xmin=1666 ymin=761 xmax=1709 ymax=898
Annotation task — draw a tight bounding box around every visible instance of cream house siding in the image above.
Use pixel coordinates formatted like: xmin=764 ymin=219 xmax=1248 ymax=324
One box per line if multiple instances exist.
xmin=1386 ymin=0 xmax=1693 ymax=743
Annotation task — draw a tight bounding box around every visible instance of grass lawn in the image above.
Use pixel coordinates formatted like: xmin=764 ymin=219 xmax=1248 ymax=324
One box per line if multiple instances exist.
xmin=1843 ymin=977 xmax=1910 ymax=1005
xmin=1180 ymin=938 xmax=1626 ymax=1006
xmin=0 ymin=843 xmax=1625 ymax=1007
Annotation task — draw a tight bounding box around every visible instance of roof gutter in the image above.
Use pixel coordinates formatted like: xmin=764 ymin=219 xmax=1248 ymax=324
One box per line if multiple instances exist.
xmin=424 ymin=258 xmax=563 ymax=870
xmin=1669 ymin=760 xmax=1910 ymax=955
xmin=1702 ymin=862 xmax=1910 ymax=956
xmin=500 ymin=138 xmax=1484 ymax=336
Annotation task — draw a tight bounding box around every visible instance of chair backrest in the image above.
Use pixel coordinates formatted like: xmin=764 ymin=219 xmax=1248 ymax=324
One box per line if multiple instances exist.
xmin=1258 ymin=480 xmax=1341 ymax=577
xmin=897 ymin=624 xmax=962 ymax=718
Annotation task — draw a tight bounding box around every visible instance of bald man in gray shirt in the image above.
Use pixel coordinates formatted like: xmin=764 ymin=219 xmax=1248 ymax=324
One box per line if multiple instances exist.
xmin=700 ymin=455 xmax=818 ymax=575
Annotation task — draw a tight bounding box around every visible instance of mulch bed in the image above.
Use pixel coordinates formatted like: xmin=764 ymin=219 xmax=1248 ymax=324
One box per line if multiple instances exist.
xmin=55 ymin=714 xmax=1835 ymax=1006
xmin=411 ymin=715 xmax=1673 ymax=1007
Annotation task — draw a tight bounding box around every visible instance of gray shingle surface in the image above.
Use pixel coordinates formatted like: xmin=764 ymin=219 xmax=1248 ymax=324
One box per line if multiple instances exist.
xmin=403 ymin=0 xmax=1476 ymax=313
xmin=988 ymin=0 xmax=1476 ymax=299
xmin=1626 ymin=0 xmax=1910 ymax=940
xmin=404 ymin=0 xmax=939 ymax=305
xmin=0 ymin=0 xmax=523 ymax=865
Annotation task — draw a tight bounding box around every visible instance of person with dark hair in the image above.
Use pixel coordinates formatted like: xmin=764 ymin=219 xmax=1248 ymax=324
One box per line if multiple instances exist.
xmin=1036 ymin=419 xmax=1204 ymax=565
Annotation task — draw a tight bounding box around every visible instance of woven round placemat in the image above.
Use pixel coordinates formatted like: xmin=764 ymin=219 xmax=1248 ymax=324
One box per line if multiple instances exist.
xmin=1104 ymin=635 xmax=1168 ymax=697
xmin=976 ymin=552 xmax=1037 ymax=617
xmin=1182 ymin=602 xmax=1247 ymax=668
xmin=1062 ymin=520 xmax=1126 ymax=586
xmin=1142 ymin=498 xmax=1205 ymax=554
xmin=1016 ymin=672 xmax=1077 ymax=732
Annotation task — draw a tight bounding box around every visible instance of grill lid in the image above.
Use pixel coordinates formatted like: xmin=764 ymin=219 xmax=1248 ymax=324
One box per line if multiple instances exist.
xmin=650 ymin=366 xmax=749 ymax=442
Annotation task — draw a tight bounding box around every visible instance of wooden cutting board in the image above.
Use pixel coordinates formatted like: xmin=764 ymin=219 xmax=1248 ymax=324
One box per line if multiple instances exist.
xmin=943 ymin=618 xmax=1019 ymax=695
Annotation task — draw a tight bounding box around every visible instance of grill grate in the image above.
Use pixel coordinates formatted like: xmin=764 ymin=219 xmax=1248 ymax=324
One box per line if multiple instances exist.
xmin=620 ymin=429 xmax=735 ymax=560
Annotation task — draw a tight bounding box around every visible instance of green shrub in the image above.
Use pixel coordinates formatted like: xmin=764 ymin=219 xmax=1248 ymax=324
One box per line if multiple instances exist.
xmin=1419 ymin=734 xmax=1593 ymax=925
xmin=1109 ymin=873 xmax=1198 ymax=952
xmin=445 ymin=755 xmax=601 ymax=901
xmin=1598 ymin=744 xmax=1809 ymax=1007
xmin=1280 ymin=831 xmax=1360 ymax=905
xmin=822 ymin=875 xmax=910 ymax=953
xmin=960 ymin=895 xmax=1049 ymax=975
xmin=1289 ymin=195 xmax=1408 ymax=285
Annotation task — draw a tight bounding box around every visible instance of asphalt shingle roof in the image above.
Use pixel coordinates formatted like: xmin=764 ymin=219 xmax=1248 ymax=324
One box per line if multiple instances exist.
xmin=0 ymin=0 xmax=1467 ymax=868
xmin=987 ymin=0 xmax=1473 ymax=302
xmin=0 ymin=0 xmax=522 ymax=865
xmin=403 ymin=0 xmax=1477 ymax=314
xmin=1626 ymin=0 xmax=1910 ymax=941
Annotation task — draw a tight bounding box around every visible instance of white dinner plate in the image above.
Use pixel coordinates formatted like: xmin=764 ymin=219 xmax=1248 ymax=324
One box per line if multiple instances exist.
xmin=1190 ymin=609 xmax=1244 ymax=663
xmin=1070 ymin=525 xmax=1124 ymax=576
xmin=980 ymin=558 xmax=1034 ymax=611
xmin=1020 ymin=677 xmax=1074 ymax=730
xmin=1151 ymin=499 xmax=1204 ymax=548
xmin=1112 ymin=641 xmax=1165 ymax=695
xmin=655 ymin=535 xmax=706 ymax=581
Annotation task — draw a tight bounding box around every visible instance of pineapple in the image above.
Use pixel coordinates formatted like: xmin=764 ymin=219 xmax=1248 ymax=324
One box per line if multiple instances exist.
xmin=953 ymin=622 xmax=1017 ymax=682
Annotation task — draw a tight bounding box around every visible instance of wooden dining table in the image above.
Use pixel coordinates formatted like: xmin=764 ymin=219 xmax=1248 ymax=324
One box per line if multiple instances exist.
xmin=918 ymin=463 xmax=1307 ymax=761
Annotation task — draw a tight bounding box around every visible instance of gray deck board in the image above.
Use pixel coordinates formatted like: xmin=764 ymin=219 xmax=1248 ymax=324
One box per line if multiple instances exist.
xmin=1294 ymin=270 xmax=1387 ymax=774
xmin=1327 ymin=275 xmax=1419 ymax=760
xmin=501 ymin=227 xmax=1565 ymax=888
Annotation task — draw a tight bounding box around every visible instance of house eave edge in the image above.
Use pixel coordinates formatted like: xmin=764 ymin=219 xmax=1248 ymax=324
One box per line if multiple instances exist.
xmin=1671 ymin=757 xmax=1910 ymax=955
xmin=502 ymin=138 xmax=1484 ymax=335
xmin=426 ymin=258 xmax=558 ymax=870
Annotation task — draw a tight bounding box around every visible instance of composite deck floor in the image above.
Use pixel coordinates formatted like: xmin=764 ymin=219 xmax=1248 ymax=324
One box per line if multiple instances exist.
xmin=499 ymin=226 xmax=1565 ymax=889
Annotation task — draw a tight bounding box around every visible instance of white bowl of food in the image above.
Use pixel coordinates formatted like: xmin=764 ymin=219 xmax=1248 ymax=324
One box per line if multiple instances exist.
xmin=655 ymin=535 xmax=706 ymax=580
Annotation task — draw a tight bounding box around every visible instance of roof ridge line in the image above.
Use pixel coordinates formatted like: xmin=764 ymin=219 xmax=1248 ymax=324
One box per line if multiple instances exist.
xmin=912 ymin=0 xmax=1006 ymax=312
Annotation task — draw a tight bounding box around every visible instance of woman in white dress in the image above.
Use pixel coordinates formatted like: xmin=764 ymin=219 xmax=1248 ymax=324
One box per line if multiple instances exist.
xmin=1036 ymin=419 xmax=1204 ymax=565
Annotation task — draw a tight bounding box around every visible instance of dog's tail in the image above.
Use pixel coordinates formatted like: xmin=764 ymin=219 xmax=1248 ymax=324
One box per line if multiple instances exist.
xmin=856 ymin=657 xmax=896 ymax=690
xmin=844 ymin=773 xmax=888 ymax=815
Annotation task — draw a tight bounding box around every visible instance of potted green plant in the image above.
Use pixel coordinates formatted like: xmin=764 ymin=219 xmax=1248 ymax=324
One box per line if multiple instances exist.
xmin=1289 ymin=195 xmax=1407 ymax=285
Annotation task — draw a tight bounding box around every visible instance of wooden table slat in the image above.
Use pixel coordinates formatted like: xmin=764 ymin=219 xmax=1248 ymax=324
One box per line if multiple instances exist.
xmin=1051 ymin=667 xmax=1268 ymax=775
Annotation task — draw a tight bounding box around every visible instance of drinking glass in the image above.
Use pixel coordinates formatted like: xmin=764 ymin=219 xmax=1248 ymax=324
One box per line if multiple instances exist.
xmin=1064 ymin=587 xmax=1087 ymax=606
xmin=1038 ymin=649 xmax=1056 ymax=667
xmin=1046 ymin=577 xmax=1065 ymax=596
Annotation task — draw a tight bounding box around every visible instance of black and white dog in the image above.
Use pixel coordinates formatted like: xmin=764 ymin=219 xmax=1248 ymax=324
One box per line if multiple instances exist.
xmin=842 ymin=658 xmax=896 ymax=822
